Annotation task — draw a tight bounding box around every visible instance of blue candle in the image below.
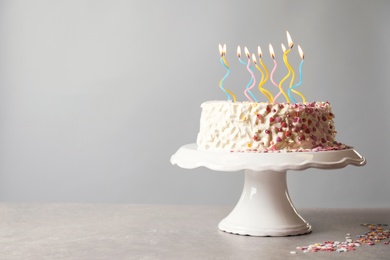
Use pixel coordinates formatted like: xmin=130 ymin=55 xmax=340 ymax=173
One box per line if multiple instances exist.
xmin=218 ymin=44 xmax=236 ymax=101
xmin=288 ymin=60 xmax=303 ymax=103
xmin=288 ymin=45 xmax=306 ymax=103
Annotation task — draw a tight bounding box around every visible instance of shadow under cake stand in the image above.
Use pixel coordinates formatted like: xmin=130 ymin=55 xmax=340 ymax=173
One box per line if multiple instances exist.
xmin=170 ymin=143 xmax=366 ymax=237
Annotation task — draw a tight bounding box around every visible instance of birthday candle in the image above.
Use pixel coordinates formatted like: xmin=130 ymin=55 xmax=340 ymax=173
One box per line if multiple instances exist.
xmin=237 ymin=46 xmax=257 ymax=102
xmin=218 ymin=44 xmax=236 ymax=102
xmin=244 ymin=47 xmax=258 ymax=102
xmin=269 ymin=44 xmax=282 ymax=103
xmin=253 ymin=54 xmax=267 ymax=102
xmin=253 ymin=52 xmax=272 ymax=103
xmin=289 ymin=44 xmax=306 ymax=103
xmin=277 ymin=32 xmax=294 ymax=103
xmin=282 ymin=31 xmax=300 ymax=103
xmin=286 ymin=32 xmax=296 ymax=93
xmin=237 ymin=46 xmax=254 ymax=83
xmin=256 ymin=46 xmax=273 ymax=103
xmin=276 ymin=33 xmax=294 ymax=103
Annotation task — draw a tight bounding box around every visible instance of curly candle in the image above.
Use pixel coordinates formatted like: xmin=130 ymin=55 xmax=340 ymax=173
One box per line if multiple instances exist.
xmin=276 ymin=32 xmax=294 ymax=102
xmin=256 ymin=46 xmax=273 ymax=103
xmin=237 ymin=46 xmax=257 ymax=102
xmin=218 ymin=44 xmax=236 ymax=102
xmin=252 ymin=53 xmax=269 ymax=102
xmin=269 ymin=44 xmax=282 ymax=103
xmin=289 ymin=44 xmax=306 ymax=103
xmin=285 ymin=32 xmax=296 ymax=94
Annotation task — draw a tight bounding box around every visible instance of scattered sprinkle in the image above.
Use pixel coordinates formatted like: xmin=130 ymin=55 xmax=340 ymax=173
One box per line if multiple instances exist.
xmin=291 ymin=223 xmax=390 ymax=254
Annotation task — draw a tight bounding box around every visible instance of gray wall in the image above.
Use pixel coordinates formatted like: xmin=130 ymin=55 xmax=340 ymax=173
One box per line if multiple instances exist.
xmin=0 ymin=0 xmax=389 ymax=207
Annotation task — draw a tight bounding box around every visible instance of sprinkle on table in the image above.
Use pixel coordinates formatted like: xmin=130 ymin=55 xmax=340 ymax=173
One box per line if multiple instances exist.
xmin=291 ymin=224 xmax=390 ymax=254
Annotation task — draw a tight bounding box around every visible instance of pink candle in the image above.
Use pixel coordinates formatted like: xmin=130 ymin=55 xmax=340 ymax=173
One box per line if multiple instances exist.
xmin=243 ymin=47 xmax=257 ymax=102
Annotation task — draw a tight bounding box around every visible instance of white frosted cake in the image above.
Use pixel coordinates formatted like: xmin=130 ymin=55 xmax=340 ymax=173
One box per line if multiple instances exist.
xmin=197 ymin=101 xmax=348 ymax=152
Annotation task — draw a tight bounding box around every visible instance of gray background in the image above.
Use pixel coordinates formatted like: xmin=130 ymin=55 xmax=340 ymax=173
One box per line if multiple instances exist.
xmin=0 ymin=0 xmax=389 ymax=207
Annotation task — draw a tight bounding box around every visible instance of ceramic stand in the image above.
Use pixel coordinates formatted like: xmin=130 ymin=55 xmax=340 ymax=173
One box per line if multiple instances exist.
xmin=218 ymin=170 xmax=310 ymax=236
xmin=171 ymin=144 xmax=366 ymax=237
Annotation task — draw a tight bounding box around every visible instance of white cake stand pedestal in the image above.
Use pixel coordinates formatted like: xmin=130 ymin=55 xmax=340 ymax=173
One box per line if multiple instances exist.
xmin=170 ymin=144 xmax=366 ymax=237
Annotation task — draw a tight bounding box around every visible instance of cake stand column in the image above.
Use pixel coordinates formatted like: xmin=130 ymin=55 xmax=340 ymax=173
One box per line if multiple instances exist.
xmin=218 ymin=169 xmax=311 ymax=236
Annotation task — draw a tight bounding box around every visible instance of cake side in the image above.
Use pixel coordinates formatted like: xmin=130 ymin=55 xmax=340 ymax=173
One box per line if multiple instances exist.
xmin=196 ymin=101 xmax=347 ymax=152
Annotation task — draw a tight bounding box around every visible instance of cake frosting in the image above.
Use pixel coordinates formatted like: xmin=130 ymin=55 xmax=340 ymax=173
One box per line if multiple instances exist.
xmin=197 ymin=101 xmax=348 ymax=152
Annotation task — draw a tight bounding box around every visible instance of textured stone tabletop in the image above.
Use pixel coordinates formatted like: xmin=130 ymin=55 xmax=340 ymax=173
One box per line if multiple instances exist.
xmin=0 ymin=204 xmax=389 ymax=259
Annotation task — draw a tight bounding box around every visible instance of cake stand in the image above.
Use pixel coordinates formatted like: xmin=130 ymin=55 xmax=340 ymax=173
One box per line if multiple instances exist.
xmin=170 ymin=144 xmax=366 ymax=237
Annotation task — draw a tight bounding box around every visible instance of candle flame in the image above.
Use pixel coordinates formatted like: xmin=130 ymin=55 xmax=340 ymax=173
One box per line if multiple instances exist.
xmin=281 ymin=43 xmax=286 ymax=53
xmin=219 ymin=44 xmax=223 ymax=57
xmin=258 ymin=46 xmax=262 ymax=58
xmin=237 ymin=46 xmax=241 ymax=58
xmin=298 ymin=45 xmax=304 ymax=59
xmin=269 ymin=44 xmax=275 ymax=59
xmin=286 ymin=31 xmax=294 ymax=49
xmin=252 ymin=53 xmax=257 ymax=64
xmin=244 ymin=46 xmax=250 ymax=58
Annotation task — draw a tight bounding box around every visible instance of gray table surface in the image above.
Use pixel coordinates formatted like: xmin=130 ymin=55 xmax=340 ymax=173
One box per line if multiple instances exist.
xmin=0 ymin=204 xmax=389 ymax=260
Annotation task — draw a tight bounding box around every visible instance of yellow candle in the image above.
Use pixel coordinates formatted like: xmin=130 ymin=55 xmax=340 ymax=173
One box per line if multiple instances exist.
xmin=253 ymin=48 xmax=273 ymax=103
xmin=258 ymin=46 xmax=274 ymax=103
xmin=276 ymin=43 xmax=291 ymax=103
xmin=286 ymin=32 xmax=296 ymax=90
xmin=269 ymin=44 xmax=282 ymax=103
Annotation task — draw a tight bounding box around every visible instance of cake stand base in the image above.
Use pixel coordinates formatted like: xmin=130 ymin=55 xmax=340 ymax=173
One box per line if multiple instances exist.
xmin=171 ymin=144 xmax=366 ymax=237
xmin=218 ymin=169 xmax=311 ymax=236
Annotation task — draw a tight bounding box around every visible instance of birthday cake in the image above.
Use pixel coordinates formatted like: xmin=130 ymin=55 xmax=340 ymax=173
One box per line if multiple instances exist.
xmin=197 ymin=33 xmax=348 ymax=152
xmin=197 ymin=101 xmax=348 ymax=152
